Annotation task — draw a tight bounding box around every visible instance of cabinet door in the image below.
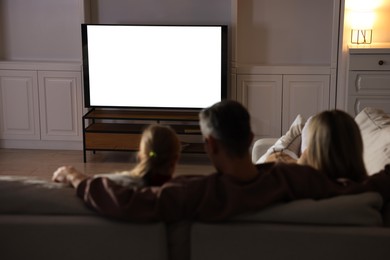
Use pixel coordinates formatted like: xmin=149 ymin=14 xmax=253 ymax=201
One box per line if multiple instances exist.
xmin=38 ymin=71 xmax=82 ymax=141
xmin=0 ymin=70 xmax=40 ymax=140
xmin=348 ymin=71 xmax=390 ymax=96
xmin=282 ymin=75 xmax=330 ymax=133
xmin=237 ymin=75 xmax=283 ymax=138
xmin=348 ymin=96 xmax=390 ymax=116
xmin=347 ymin=71 xmax=390 ymax=116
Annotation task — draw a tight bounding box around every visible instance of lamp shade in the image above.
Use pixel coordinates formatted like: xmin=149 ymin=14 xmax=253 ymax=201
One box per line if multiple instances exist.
xmin=350 ymin=10 xmax=375 ymax=29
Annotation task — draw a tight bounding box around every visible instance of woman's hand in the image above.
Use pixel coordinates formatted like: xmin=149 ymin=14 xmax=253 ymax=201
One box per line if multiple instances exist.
xmin=297 ymin=149 xmax=308 ymax=165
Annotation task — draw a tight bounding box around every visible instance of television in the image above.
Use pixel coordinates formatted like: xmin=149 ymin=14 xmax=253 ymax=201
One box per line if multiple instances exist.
xmin=81 ymin=24 xmax=228 ymax=110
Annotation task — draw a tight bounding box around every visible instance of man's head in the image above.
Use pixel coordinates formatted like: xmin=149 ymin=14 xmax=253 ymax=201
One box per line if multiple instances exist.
xmin=199 ymin=100 xmax=253 ymax=158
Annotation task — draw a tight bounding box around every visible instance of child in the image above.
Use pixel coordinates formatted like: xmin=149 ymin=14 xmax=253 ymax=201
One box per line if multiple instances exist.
xmin=52 ymin=124 xmax=181 ymax=187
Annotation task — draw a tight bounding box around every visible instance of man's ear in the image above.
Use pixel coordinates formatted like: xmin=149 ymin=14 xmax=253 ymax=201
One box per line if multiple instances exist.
xmin=207 ymin=135 xmax=219 ymax=154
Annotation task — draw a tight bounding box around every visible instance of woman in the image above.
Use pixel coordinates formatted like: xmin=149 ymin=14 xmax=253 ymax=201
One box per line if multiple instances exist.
xmin=53 ymin=124 xmax=181 ymax=188
xmin=264 ymin=110 xmax=367 ymax=183
xmin=298 ymin=110 xmax=367 ymax=183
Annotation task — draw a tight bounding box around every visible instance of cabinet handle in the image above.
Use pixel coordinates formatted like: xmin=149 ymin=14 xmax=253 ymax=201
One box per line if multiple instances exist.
xmin=378 ymin=60 xmax=384 ymax=65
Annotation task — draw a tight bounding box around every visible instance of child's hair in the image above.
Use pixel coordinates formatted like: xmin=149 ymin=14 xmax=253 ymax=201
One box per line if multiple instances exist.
xmin=304 ymin=110 xmax=367 ymax=182
xmin=130 ymin=124 xmax=181 ymax=185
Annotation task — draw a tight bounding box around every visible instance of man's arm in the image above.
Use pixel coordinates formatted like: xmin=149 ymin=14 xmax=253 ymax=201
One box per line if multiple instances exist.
xmin=73 ymin=163 xmax=390 ymax=222
xmin=76 ymin=176 xmax=189 ymax=222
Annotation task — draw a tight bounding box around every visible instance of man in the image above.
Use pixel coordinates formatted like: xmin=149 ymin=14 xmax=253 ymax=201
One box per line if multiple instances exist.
xmin=53 ymin=100 xmax=390 ymax=222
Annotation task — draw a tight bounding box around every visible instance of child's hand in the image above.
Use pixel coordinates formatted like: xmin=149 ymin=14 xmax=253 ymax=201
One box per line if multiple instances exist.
xmin=52 ymin=166 xmax=76 ymax=184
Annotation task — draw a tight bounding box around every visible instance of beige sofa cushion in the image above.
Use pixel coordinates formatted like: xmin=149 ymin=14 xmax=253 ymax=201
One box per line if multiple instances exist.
xmin=0 ymin=176 xmax=386 ymax=227
xmin=0 ymin=176 xmax=93 ymax=215
xmin=355 ymin=107 xmax=390 ymax=175
xmin=232 ymin=192 xmax=383 ymax=226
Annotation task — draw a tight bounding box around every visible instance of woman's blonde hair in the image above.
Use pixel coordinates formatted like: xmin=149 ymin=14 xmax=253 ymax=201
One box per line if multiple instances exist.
xmin=130 ymin=124 xmax=181 ymax=184
xmin=304 ymin=110 xmax=367 ymax=182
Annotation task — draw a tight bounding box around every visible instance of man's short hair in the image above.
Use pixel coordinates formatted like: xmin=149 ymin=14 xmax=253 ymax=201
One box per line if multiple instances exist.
xmin=199 ymin=100 xmax=252 ymax=157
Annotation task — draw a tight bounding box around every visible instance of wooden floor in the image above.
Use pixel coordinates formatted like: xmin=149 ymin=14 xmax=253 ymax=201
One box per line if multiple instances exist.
xmin=0 ymin=148 xmax=214 ymax=181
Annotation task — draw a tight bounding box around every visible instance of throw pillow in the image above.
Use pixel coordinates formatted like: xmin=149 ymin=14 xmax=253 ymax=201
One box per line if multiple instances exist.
xmin=300 ymin=116 xmax=312 ymax=153
xmin=355 ymin=107 xmax=390 ymax=175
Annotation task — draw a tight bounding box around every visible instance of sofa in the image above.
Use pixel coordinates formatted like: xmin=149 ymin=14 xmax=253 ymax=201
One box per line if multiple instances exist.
xmin=1 ymin=107 xmax=390 ymax=260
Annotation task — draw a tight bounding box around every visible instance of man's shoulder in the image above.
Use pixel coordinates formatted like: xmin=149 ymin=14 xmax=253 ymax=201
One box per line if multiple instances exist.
xmin=168 ymin=173 xmax=220 ymax=185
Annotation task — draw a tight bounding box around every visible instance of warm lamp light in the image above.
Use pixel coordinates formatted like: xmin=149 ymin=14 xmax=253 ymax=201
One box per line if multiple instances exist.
xmin=349 ymin=10 xmax=375 ymax=44
xmin=346 ymin=0 xmax=382 ymax=45
xmin=345 ymin=0 xmax=383 ymax=10
xmin=349 ymin=11 xmax=375 ymax=29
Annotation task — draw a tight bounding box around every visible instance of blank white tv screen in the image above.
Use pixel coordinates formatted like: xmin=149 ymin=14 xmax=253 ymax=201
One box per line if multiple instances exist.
xmin=82 ymin=24 xmax=227 ymax=109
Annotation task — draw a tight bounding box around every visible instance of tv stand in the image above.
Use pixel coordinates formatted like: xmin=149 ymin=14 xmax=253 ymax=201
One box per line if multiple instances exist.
xmin=82 ymin=109 xmax=204 ymax=162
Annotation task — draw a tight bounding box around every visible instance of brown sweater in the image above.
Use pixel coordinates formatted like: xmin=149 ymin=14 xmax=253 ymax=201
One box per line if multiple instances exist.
xmin=76 ymin=163 xmax=390 ymax=222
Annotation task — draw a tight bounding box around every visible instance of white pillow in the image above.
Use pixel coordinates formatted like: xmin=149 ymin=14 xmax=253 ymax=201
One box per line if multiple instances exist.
xmin=355 ymin=107 xmax=390 ymax=175
xmin=257 ymin=114 xmax=305 ymax=163
xmin=300 ymin=116 xmax=312 ymax=154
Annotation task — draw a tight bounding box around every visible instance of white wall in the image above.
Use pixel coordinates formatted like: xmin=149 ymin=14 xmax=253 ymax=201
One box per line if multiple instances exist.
xmin=0 ymin=0 xmax=85 ymax=61
xmin=0 ymin=0 xmax=231 ymax=62
xmin=372 ymin=2 xmax=390 ymax=43
xmin=91 ymin=0 xmax=232 ymax=25
xmin=236 ymin=0 xmax=335 ymax=65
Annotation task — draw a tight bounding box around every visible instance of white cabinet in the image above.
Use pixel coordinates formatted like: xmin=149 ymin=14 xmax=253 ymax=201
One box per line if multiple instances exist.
xmin=237 ymin=74 xmax=282 ymax=138
xmin=0 ymin=1 xmax=89 ymax=149
xmin=0 ymin=62 xmax=83 ymax=148
xmin=347 ymin=45 xmax=390 ymax=116
xmin=38 ymin=71 xmax=82 ymax=141
xmin=282 ymin=75 xmax=330 ymax=133
xmin=0 ymin=70 xmax=40 ymax=140
xmin=236 ymin=67 xmax=330 ymax=138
